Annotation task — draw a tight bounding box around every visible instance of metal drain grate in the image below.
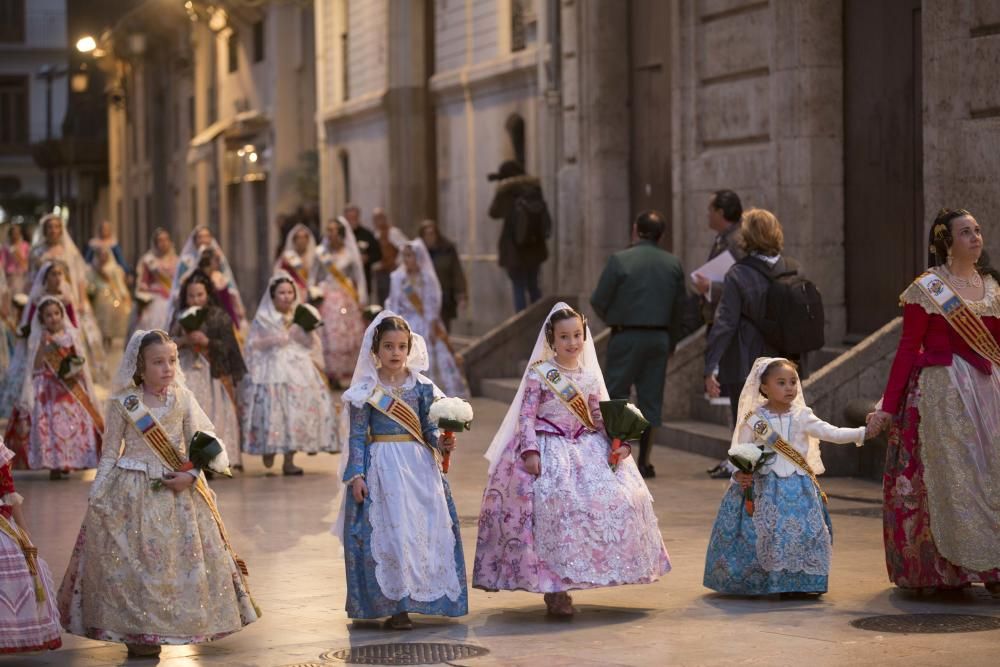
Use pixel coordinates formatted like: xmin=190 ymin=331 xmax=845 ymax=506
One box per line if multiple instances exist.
xmin=321 ymin=642 xmax=490 ymax=665
xmin=851 ymin=613 xmax=1000 ymax=634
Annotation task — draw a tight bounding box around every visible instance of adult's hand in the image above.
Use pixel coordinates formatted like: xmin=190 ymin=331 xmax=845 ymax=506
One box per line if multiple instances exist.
xmin=865 ymin=410 xmax=892 ymax=436
xmin=705 ymin=374 xmax=722 ymax=398
xmin=692 ymin=273 xmax=711 ymax=296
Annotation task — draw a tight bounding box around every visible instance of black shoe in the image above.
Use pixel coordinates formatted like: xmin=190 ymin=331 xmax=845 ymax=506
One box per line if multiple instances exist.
xmin=639 ymin=464 xmax=656 ymax=479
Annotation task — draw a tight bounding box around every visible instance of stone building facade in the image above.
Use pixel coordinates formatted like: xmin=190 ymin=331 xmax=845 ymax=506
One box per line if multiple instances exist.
xmin=102 ymin=0 xmax=316 ymax=305
xmin=314 ymin=0 xmax=1000 ymax=342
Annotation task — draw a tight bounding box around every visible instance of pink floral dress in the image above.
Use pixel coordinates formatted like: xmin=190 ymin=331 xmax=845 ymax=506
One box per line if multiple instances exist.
xmin=473 ymin=364 xmax=670 ymax=592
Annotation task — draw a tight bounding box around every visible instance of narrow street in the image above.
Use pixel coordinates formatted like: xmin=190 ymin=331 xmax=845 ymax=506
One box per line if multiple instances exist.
xmin=10 ymin=396 xmax=998 ymax=667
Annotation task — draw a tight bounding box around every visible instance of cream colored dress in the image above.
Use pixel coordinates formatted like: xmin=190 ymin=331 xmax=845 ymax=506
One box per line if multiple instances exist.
xmin=58 ymin=384 xmax=259 ymax=644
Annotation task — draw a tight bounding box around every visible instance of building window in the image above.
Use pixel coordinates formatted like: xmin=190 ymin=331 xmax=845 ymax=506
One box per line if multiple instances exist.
xmin=191 ymin=185 xmax=197 ymax=227
xmin=338 ymin=149 xmax=350 ymax=204
xmin=510 ymin=0 xmax=536 ymax=53
xmin=252 ymin=20 xmax=264 ymax=63
xmin=227 ymin=31 xmax=239 ymax=73
xmin=340 ymin=30 xmax=349 ymax=100
xmin=0 ymin=0 xmax=25 ymax=43
xmin=0 ymin=75 xmax=29 ymax=153
xmin=187 ymin=95 xmax=194 ymax=138
xmin=506 ymin=113 xmax=526 ymax=167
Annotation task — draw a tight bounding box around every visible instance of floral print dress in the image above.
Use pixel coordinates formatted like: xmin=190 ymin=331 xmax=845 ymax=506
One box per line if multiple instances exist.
xmin=473 ymin=364 xmax=670 ymax=592
xmin=58 ymin=385 xmax=259 ymax=644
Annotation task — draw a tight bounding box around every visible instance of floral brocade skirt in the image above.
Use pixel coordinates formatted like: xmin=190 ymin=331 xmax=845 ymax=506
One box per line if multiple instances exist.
xmin=473 ymin=431 xmax=670 ymax=593
xmin=882 ymin=361 xmax=1000 ymax=588
xmin=58 ymin=467 xmax=259 ymax=644
xmin=703 ymin=474 xmax=831 ymax=595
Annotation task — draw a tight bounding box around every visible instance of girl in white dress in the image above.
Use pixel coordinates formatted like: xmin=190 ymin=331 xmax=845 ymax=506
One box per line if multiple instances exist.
xmin=242 ymin=273 xmax=339 ymax=474
xmin=385 ymin=239 xmax=468 ymax=398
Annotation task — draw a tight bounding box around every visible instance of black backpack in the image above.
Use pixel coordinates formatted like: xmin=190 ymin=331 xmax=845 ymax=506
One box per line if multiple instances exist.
xmin=512 ymin=189 xmax=551 ymax=251
xmin=740 ymin=256 xmax=825 ymax=355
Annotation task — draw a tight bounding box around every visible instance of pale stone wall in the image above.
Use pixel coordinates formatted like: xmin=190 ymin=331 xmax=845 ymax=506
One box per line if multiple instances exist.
xmin=347 ymin=0 xmax=388 ymax=98
xmin=672 ymin=0 xmax=847 ymax=341
xmin=922 ymin=0 xmax=1000 ymax=258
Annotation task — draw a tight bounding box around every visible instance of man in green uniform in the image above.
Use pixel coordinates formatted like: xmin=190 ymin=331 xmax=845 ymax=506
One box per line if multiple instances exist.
xmin=590 ymin=210 xmax=687 ymax=478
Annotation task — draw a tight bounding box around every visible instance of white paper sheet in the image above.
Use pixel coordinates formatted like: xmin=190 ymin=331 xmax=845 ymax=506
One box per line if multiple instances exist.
xmin=690 ymin=250 xmax=735 ymax=284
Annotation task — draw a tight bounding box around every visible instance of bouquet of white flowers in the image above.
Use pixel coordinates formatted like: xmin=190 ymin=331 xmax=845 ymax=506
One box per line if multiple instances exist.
xmin=727 ymin=443 xmax=776 ymax=515
xmin=428 ymin=397 xmax=474 ymax=474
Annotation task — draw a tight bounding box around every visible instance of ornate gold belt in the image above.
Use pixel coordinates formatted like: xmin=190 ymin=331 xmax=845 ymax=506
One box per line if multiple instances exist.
xmin=370 ymin=434 xmax=417 ymax=443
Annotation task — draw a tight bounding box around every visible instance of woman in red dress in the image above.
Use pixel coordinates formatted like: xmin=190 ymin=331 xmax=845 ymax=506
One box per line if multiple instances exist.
xmin=868 ymin=209 xmax=1000 ymax=594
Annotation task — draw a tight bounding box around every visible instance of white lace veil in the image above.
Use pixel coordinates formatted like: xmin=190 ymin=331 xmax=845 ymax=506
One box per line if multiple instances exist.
xmin=169 ymin=226 xmax=243 ymax=324
xmin=483 ymin=302 xmax=606 ymax=473
xmin=279 ymin=223 xmax=318 ymax=276
xmin=732 ymin=356 xmax=816 ymax=452
xmin=341 ymin=309 xmax=434 ymax=408
xmin=318 ymin=216 xmax=368 ymax=305
xmin=20 ymin=260 xmax=76 ymax=328
xmin=113 ymin=329 xmax=187 ymax=395
xmin=390 ymin=238 xmax=442 ymax=317
xmin=30 ymin=214 xmax=89 ymax=293
xmin=19 ymin=296 xmax=94 ymax=412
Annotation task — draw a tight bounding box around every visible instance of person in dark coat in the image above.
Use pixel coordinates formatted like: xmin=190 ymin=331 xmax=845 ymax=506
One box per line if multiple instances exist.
xmin=704 ymin=208 xmax=798 ymax=421
xmin=419 ymin=220 xmax=467 ymax=332
xmin=343 ymin=204 xmax=381 ymax=297
xmin=591 ymin=210 xmax=687 ymax=479
xmin=692 ymin=190 xmax=745 ymax=324
xmin=487 ymin=160 xmax=550 ymax=312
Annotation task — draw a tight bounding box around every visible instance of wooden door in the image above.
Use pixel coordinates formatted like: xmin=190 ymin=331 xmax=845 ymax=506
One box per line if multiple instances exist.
xmin=844 ymin=0 xmax=923 ymax=338
xmin=628 ymin=0 xmax=672 ymax=249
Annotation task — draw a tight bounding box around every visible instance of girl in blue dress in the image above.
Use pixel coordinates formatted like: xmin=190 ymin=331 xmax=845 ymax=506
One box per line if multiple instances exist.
xmin=335 ymin=310 xmax=467 ymax=629
xmin=703 ymin=357 xmax=870 ymax=596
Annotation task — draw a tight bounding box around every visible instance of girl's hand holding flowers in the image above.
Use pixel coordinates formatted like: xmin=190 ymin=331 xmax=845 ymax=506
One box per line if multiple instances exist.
xmin=161 ymin=471 xmax=196 ymax=493
xmin=187 ymin=330 xmax=209 ymax=347
xmin=734 ymin=471 xmax=753 ymax=490
xmin=439 ymin=431 xmax=456 ymax=452
xmin=522 ymin=453 xmax=541 ymax=476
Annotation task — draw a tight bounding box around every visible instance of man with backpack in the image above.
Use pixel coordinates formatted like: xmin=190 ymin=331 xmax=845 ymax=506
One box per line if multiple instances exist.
xmin=488 ymin=160 xmax=551 ymax=312
xmin=704 ymin=208 xmax=825 ymax=422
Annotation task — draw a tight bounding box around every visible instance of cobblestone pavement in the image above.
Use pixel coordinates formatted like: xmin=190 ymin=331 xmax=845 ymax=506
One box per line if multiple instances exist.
xmin=6 ymin=397 xmax=999 ymax=666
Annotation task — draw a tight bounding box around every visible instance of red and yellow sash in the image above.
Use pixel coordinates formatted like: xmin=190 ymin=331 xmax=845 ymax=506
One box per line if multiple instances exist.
xmin=366 ymin=388 xmax=434 ymax=454
xmin=533 ymin=360 xmax=596 ymax=431
xmin=41 ymin=345 xmax=104 ymax=435
xmin=318 ymin=250 xmax=359 ymax=303
xmin=0 ymin=514 xmax=46 ymax=602
xmin=913 ymin=270 xmax=1000 ymax=366
xmin=280 ymin=252 xmax=309 ymax=289
xmin=117 ymin=393 xmax=258 ymax=612
xmin=745 ymin=411 xmax=828 ymax=504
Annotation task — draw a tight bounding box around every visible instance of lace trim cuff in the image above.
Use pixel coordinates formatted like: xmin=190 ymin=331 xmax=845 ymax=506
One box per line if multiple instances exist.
xmin=1 ymin=492 xmax=24 ymax=507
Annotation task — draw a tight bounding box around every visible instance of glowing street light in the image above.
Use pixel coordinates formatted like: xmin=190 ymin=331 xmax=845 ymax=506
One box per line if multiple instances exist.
xmin=76 ymin=35 xmax=97 ymax=53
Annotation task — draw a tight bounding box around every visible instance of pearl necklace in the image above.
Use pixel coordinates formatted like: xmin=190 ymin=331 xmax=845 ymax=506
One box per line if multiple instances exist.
xmin=945 ymin=266 xmax=983 ymax=289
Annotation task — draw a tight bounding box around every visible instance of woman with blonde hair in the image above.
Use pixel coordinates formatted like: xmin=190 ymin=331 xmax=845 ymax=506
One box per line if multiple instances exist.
xmin=703 ymin=208 xmax=806 ymax=423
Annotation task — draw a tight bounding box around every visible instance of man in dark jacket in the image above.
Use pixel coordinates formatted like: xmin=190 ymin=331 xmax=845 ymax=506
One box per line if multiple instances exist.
xmin=591 ymin=210 xmax=687 ymax=478
xmin=343 ymin=204 xmax=381 ymax=292
xmin=487 ymin=160 xmax=550 ymax=312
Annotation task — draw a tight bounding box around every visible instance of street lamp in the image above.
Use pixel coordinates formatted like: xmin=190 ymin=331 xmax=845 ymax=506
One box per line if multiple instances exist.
xmin=76 ymin=35 xmax=97 ymax=53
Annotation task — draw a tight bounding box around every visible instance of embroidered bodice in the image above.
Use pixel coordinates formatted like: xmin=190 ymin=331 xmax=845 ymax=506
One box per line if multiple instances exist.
xmin=92 ymin=384 xmax=216 ymax=488
xmin=344 ymin=381 xmax=440 ymax=481
xmin=516 ymin=364 xmax=607 ymax=458
xmin=735 ymin=405 xmax=865 ymax=477
xmin=882 ymin=272 xmax=1000 ymax=413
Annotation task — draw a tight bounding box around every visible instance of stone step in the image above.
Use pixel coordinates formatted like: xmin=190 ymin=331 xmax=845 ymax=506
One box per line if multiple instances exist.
xmin=689 ymin=394 xmax=734 ymax=428
xmin=450 ymin=334 xmax=475 ymax=352
xmin=479 ymin=377 xmax=520 ymax=404
xmin=658 ymin=419 xmax=732 ymax=461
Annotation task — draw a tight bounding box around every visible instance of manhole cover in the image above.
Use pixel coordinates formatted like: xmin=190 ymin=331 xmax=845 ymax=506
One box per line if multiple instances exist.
xmin=851 ymin=613 xmax=1000 ymax=634
xmin=321 ymin=643 xmax=489 ymax=665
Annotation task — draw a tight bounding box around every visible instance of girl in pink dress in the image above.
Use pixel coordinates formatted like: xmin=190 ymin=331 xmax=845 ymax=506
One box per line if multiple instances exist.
xmin=3 ymin=296 xmax=102 ymax=478
xmin=473 ymin=303 xmax=670 ymax=615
